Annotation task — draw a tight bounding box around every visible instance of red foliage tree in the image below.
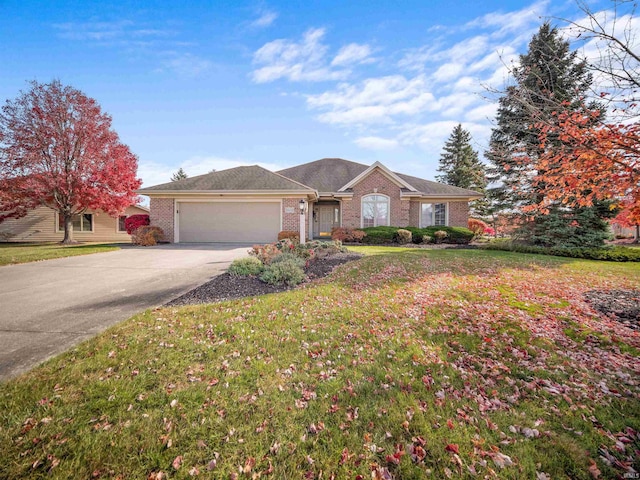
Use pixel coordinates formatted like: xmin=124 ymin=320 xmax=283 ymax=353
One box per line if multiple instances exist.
xmin=612 ymin=199 xmax=640 ymax=242
xmin=0 ymin=80 xmax=141 ymax=243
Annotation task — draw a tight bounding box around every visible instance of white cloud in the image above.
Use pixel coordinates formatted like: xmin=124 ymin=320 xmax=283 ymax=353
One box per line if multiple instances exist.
xmin=466 ymin=0 xmax=549 ymax=38
xmin=354 ymin=136 xmax=399 ymax=150
xmin=251 ymin=10 xmax=278 ymax=28
xmin=252 ymin=28 xmax=350 ymax=83
xmin=307 ymin=75 xmax=436 ymax=125
xmin=331 ymin=43 xmax=373 ymax=66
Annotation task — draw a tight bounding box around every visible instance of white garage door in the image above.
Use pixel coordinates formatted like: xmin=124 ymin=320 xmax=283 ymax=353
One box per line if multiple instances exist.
xmin=178 ymin=202 xmax=281 ymax=243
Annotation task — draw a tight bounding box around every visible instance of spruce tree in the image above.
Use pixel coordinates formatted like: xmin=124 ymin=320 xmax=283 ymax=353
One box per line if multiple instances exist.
xmin=171 ymin=168 xmax=188 ymax=182
xmin=486 ymin=22 xmax=610 ymax=247
xmin=436 ymin=124 xmax=488 ymax=215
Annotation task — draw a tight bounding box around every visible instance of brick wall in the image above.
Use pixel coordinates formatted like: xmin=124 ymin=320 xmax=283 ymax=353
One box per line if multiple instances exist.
xmin=341 ymin=169 xmax=410 ymax=228
xmin=150 ymin=198 xmax=175 ymax=242
xmin=409 ymin=201 xmax=420 ymax=227
xmin=448 ymin=201 xmax=469 ymax=227
xmin=282 ymin=198 xmax=305 ymax=233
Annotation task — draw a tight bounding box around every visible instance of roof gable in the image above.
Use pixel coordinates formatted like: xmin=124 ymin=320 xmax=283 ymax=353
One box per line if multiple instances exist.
xmin=338 ymin=161 xmax=418 ymax=192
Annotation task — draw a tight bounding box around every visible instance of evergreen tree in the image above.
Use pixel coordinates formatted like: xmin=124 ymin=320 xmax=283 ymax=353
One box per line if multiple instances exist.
xmin=171 ymin=168 xmax=188 ymax=182
xmin=436 ymin=124 xmax=488 ymax=215
xmin=486 ymin=22 xmax=609 ymax=247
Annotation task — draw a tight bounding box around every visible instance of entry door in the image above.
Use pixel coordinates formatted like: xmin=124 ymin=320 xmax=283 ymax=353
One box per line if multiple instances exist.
xmin=317 ymin=205 xmax=338 ymax=237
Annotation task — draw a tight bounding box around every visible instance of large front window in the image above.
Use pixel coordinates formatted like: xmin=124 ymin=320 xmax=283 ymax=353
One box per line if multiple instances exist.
xmin=362 ymin=194 xmax=389 ymax=228
xmin=421 ymin=203 xmax=446 ymax=227
xmin=58 ymin=213 xmax=93 ymax=232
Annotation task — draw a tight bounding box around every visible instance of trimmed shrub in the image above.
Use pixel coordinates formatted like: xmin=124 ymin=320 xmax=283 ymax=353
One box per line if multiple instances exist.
xmin=480 ymin=240 xmax=640 ymax=262
xmin=228 ymin=257 xmax=264 ymax=276
xmin=422 ymin=235 xmax=433 ymax=244
xmin=131 ymin=225 xmax=164 ymax=246
xmin=124 ymin=214 xmax=150 ymax=235
xmin=395 ymin=229 xmax=412 ymax=244
xmin=433 ymin=230 xmax=448 ymax=243
xmin=331 ymin=227 xmax=366 ymax=243
xmin=249 ymin=243 xmax=281 ymax=264
xmin=277 ymin=230 xmax=300 ymax=242
xmin=360 ymin=227 xmax=398 ymax=244
xmin=271 ymin=252 xmax=306 ymax=269
xmin=260 ymin=259 xmax=306 ymax=286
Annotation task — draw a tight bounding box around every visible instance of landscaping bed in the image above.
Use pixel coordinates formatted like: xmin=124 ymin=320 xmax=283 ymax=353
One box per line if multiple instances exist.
xmin=584 ymin=289 xmax=640 ymax=329
xmin=167 ymin=251 xmax=363 ymax=306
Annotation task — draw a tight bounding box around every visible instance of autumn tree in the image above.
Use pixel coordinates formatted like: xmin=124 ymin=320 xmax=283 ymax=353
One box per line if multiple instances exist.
xmin=486 ymin=22 xmax=613 ymax=247
xmin=171 ymin=168 xmax=188 ymax=181
xmin=436 ymin=124 xmax=488 ymax=215
xmin=505 ymin=2 xmax=640 ymax=228
xmin=0 ymin=80 xmax=141 ymax=243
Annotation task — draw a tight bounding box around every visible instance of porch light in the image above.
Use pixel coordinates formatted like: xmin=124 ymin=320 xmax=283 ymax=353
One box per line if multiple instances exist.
xmin=299 ymin=199 xmax=305 ymax=214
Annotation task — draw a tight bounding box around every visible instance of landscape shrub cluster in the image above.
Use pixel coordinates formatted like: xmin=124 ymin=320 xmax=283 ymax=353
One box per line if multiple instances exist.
xmin=277 ymin=230 xmax=300 ymax=242
xmin=357 ymin=226 xmax=474 ymax=245
xmin=231 ymin=239 xmax=346 ymax=285
xmin=331 ymin=227 xmax=367 ymax=242
xmin=124 ymin=214 xmax=150 ymax=235
xmin=481 ymin=239 xmax=640 ymax=262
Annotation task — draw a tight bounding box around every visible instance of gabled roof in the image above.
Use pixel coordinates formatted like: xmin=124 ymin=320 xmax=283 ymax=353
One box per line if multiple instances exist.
xmin=138 ymin=165 xmax=315 ymax=193
xmin=277 ymin=158 xmax=368 ymax=193
xmin=278 ymin=158 xmax=482 ymax=198
xmin=338 ymin=161 xmax=418 ymax=192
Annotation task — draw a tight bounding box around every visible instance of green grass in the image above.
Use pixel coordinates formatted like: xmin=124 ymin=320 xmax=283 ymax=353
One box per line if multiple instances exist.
xmin=1 ymin=248 xmax=639 ymax=479
xmin=0 ymin=243 xmax=121 ymax=266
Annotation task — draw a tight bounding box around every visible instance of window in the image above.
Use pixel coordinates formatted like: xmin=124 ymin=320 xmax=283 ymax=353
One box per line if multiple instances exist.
xmin=118 ymin=216 xmax=127 ymax=232
xmin=58 ymin=213 xmax=93 ymax=232
xmin=421 ymin=203 xmax=447 ymax=227
xmin=362 ymin=194 xmax=389 ymax=228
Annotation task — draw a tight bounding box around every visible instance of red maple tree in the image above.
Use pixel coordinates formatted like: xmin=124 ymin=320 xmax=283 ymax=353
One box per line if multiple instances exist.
xmin=0 ymin=80 xmax=141 ymax=243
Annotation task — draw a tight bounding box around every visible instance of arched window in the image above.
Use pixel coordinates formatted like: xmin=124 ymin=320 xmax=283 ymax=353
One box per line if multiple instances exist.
xmin=361 ymin=194 xmax=390 ymax=228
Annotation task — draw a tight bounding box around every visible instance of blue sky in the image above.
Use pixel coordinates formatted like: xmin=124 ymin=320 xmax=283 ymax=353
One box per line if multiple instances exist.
xmin=0 ymin=0 xmax=624 ymax=188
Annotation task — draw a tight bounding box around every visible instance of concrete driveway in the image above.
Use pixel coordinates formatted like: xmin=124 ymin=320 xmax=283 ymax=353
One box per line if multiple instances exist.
xmin=0 ymin=243 xmax=250 ymax=381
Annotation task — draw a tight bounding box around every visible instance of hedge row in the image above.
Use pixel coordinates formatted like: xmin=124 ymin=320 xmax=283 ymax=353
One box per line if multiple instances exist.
xmin=359 ymin=226 xmax=474 ymax=245
xmin=480 ymin=240 xmax=640 ymax=262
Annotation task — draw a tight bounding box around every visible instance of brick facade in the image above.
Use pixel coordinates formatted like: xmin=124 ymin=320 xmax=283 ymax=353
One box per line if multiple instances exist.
xmin=448 ymin=201 xmax=469 ymax=228
xmin=150 ymin=198 xmax=175 ymax=242
xmin=341 ymin=169 xmax=411 ymax=228
xmin=282 ymin=198 xmax=305 ymax=233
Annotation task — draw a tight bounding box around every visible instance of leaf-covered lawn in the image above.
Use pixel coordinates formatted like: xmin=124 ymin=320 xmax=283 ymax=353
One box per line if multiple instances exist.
xmin=1 ymin=248 xmax=638 ymax=479
xmin=0 ymin=242 xmax=120 ymax=266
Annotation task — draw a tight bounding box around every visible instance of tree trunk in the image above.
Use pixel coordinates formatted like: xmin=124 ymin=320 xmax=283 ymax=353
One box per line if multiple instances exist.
xmin=635 ymin=225 xmax=639 ymax=244
xmin=61 ymin=214 xmax=76 ymax=244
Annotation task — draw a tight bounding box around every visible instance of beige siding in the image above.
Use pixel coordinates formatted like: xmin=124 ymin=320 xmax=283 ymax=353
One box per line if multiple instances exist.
xmin=0 ymin=205 xmax=148 ymax=243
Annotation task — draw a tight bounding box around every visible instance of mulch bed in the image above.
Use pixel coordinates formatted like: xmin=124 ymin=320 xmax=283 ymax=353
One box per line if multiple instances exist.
xmin=584 ymin=289 xmax=640 ymax=330
xmin=166 ymin=252 xmax=363 ymax=306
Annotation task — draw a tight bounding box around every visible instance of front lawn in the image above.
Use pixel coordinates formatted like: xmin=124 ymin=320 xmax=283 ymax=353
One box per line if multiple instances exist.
xmin=1 ymin=248 xmax=638 ymax=479
xmin=0 ymin=242 xmax=121 ymax=266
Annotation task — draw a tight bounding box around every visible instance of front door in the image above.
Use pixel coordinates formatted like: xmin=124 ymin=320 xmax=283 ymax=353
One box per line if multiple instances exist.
xmin=314 ymin=205 xmax=340 ymax=237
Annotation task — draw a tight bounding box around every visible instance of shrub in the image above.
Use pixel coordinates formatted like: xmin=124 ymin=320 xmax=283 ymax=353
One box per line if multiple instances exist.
xmin=395 ymin=229 xmax=412 ymax=244
xmin=124 ymin=214 xmax=150 ymax=235
xmin=277 ymin=230 xmax=300 ymax=242
xmin=260 ymin=259 xmax=306 ymax=286
xmin=331 ymin=227 xmax=366 ymax=243
xmin=433 ymin=230 xmax=449 ymax=243
xmin=304 ymin=239 xmax=347 ymax=258
xmin=422 ymin=235 xmax=433 ymax=244
xmin=131 ymin=226 xmax=164 ymax=246
xmin=480 ymin=240 xmax=640 ymax=262
xmin=468 ymin=218 xmax=489 ymax=236
xmin=360 ymin=227 xmax=398 ymax=244
xmin=271 ymin=252 xmax=306 ymax=268
xmin=228 ymin=257 xmax=264 ymax=276
xmin=249 ymin=243 xmax=281 ymax=264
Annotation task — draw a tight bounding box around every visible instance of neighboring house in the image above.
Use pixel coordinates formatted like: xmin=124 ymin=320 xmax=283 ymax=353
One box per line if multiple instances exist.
xmin=0 ymin=205 xmax=149 ymax=243
xmin=138 ymin=158 xmax=482 ymax=243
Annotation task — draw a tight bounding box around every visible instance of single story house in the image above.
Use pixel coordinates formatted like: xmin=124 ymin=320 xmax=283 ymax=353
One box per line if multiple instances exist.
xmin=0 ymin=204 xmax=149 ymax=243
xmin=139 ymin=158 xmax=482 ymax=244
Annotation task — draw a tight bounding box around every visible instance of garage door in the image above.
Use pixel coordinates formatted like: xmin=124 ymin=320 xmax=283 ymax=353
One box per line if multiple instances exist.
xmin=178 ymin=202 xmax=281 ymax=243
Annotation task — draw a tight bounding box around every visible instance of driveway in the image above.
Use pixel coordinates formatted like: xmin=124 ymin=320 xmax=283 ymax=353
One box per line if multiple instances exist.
xmin=0 ymin=243 xmax=250 ymax=381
